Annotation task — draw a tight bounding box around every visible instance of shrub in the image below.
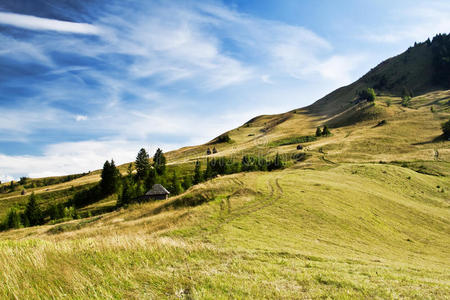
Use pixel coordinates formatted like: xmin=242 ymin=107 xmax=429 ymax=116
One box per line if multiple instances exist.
xmin=216 ymin=134 xmax=231 ymax=143
xmin=401 ymin=96 xmax=411 ymax=107
xmin=315 ymin=127 xmax=322 ymax=137
xmin=359 ymin=88 xmax=376 ymax=102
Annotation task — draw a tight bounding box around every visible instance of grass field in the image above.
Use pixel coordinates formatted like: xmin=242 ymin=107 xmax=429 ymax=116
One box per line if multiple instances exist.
xmin=0 ymin=162 xmax=449 ymax=298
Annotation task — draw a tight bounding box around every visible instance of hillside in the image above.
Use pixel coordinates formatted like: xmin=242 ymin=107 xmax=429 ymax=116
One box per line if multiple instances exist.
xmin=0 ymin=36 xmax=450 ymax=298
xmin=0 ymin=164 xmax=449 ymax=298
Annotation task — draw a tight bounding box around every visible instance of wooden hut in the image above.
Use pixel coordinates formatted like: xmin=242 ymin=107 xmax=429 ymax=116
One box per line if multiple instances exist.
xmin=143 ymin=184 xmax=170 ymax=201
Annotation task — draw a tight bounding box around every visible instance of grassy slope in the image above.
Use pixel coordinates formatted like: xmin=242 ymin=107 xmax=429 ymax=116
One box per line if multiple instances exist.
xmin=0 ymin=163 xmax=449 ymax=298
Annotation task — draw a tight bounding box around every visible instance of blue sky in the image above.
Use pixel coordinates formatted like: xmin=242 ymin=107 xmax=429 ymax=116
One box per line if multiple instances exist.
xmin=0 ymin=0 xmax=449 ymax=180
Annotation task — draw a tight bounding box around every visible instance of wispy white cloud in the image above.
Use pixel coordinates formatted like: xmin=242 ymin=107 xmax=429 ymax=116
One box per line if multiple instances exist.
xmin=0 ymin=12 xmax=103 ymax=35
xmin=0 ymin=139 xmax=181 ymax=179
xmin=75 ymin=115 xmax=88 ymax=121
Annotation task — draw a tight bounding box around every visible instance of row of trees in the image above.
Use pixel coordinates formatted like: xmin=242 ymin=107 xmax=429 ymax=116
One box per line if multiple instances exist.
xmin=2 ymin=146 xmax=289 ymax=230
xmin=2 ymin=193 xmax=45 ymax=229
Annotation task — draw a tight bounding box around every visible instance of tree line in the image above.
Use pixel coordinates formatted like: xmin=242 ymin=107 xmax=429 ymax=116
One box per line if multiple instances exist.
xmin=1 ymin=146 xmax=288 ymax=230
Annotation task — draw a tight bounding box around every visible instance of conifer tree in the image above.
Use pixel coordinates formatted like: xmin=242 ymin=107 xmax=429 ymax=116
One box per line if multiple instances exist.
xmin=145 ymin=167 xmax=157 ymax=190
xmin=135 ymin=148 xmax=151 ymax=179
xmin=153 ymin=148 xmax=167 ymax=175
xmin=315 ymin=127 xmax=322 ymax=137
xmin=182 ymin=175 xmax=193 ymax=190
xmin=6 ymin=208 xmax=21 ymax=229
xmin=101 ymin=159 xmax=120 ymax=195
xmin=170 ymin=170 xmax=183 ymax=195
xmin=204 ymin=159 xmax=213 ymax=180
xmin=117 ymin=177 xmax=135 ymax=207
xmin=193 ymin=160 xmax=203 ymax=184
xmin=322 ymin=125 xmax=331 ymax=136
xmin=24 ymin=193 xmax=42 ymax=226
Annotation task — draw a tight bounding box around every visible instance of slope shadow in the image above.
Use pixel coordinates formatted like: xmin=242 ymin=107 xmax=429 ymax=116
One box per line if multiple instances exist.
xmin=411 ymin=135 xmax=448 ymax=145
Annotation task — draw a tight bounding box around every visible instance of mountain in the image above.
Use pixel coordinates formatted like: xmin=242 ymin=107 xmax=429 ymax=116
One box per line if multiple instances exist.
xmin=308 ymin=33 xmax=450 ymax=117
xmin=0 ymin=36 xmax=449 ymax=298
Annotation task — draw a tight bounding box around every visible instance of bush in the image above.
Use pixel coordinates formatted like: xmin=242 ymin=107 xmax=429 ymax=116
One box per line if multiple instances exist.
xmin=401 ymin=96 xmax=411 ymax=107
xmin=359 ymin=88 xmax=376 ymax=102
xmin=216 ymin=134 xmax=231 ymax=143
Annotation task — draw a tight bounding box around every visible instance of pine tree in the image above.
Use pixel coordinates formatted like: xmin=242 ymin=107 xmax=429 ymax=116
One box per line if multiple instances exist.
xmin=6 ymin=208 xmax=21 ymax=229
xmin=204 ymin=159 xmax=213 ymax=180
xmin=145 ymin=167 xmax=157 ymax=190
xmin=117 ymin=177 xmax=135 ymax=207
xmin=153 ymin=148 xmax=167 ymax=176
xmin=193 ymin=160 xmax=203 ymax=184
xmin=182 ymin=175 xmax=193 ymax=190
xmin=170 ymin=170 xmax=183 ymax=195
xmin=24 ymin=193 xmax=42 ymax=226
xmin=100 ymin=159 xmax=120 ymax=195
xmin=315 ymin=127 xmax=322 ymax=137
xmin=127 ymin=163 xmax=133 ymax=177
xmin=135 ymin=148 xmax=151 ymax=179
xmin=322 ymin=125 xmax=331 ymax=136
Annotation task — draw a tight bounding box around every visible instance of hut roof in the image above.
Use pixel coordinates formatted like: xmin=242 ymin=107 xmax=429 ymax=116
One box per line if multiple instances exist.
xmin=145 ymin=184 xmax=170 ymax=196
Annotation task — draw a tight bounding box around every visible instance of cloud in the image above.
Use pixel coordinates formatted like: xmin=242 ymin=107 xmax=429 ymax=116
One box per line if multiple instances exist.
xmin=0 ymin=12 xmax=103 ymax=35
xmin=0 ymin=139 xmax=183 ymax=179
xmin=75 ymin=115 xmax=88 ymax=121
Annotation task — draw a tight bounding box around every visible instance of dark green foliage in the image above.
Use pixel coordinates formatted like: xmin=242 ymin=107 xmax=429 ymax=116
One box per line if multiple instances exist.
xmin=6 ymin=208 xmax=22 ymax=229
xmin=135 ymin=148 xmax=151 ymax=179
xmin=322 ymin=125 xmax=331 ymax=136
xmin=241 ymin=155 xmax=283 ymax=172
xmin=431 ymin=33 xmax=450 ymax=88
xmin=100 ymin=160 xmax=120 ymax=196
xmin=401 ymin=95 xmax=411 ymax=107
xmin=216 ymin=134 xmax=231 ymax=143
xmin=145 ymin=167 xmax=157 ymax=190
xmin=204 ymin=159 xmax=213 ymax=180
xmin=69 ymin=184 xmax=103 ymax=208
xmin=442 ymin=119 xmax=450 ymax=139
xmin=48 ymin=203 xmax=66 ymax=220
xmin=316 ymin=127 xmax=322 ymax=137
xmin=117 ymin=177 xmax=136 ymax=207
xmin=271 ymin=135 xmax=317 ymax=147
xmin=359 ymin=88 xmax=376 ymax=102
xmin=153 ymin=148 xmax=167 ymax=175
xmin=22 ymin=173 xmax=87 ymax=189
xmin=268 ymin=153 xmax=285 ymax=171
xmin=169 ymin=171 xmax=184 ymax=195
xmin=193 ymin=160 xmax=203 ymax=184
xmin=19 ymin=177 xmax=29 ymax=185
xmin=182 ymin=175 xmax=193 ymax=191
xmin=24 ymin=193 xmax=43 ymax=226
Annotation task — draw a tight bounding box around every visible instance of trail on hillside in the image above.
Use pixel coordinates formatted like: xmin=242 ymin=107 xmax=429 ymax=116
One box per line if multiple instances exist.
xmin=212 ymin=176 xmax=283 ymax=235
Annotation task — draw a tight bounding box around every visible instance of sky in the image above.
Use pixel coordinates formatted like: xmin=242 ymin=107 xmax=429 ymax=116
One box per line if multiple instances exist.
xmin=0 ymin=0 xmax=449 ymax=180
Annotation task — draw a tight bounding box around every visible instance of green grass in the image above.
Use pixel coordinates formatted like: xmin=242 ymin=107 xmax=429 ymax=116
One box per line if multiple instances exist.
xmin=269 ymin=135 xmax=317 ymax=147
xmin=0 ymin=163 xmax=448 ymax=298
